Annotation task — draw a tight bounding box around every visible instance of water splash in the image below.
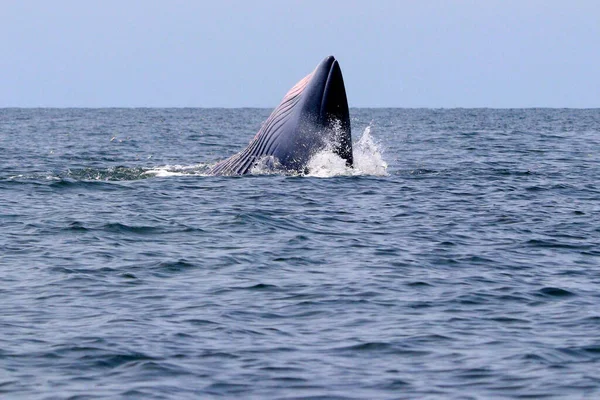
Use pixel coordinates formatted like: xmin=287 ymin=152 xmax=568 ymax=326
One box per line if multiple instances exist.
xmin=249 ymin=156 xmax=284 ymax=175
xmin=306 ymin=125 xmax=388 ymax=177
xmin=353 ymin=125 xmax=388 ymax=176
xmin=143 ymin=164 xmax=210 ymax=177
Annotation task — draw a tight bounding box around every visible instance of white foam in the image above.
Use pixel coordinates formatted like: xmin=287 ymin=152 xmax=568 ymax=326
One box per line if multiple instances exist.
xmin=250 ymin=156 xmax=284 ymax=175
xmin=143 ymin=164 xmax=209 ymax=177
xmin=305 ymin=125 xmax=388 ymax=177
xmin=306 ymin=149 xmax=351 ymax=177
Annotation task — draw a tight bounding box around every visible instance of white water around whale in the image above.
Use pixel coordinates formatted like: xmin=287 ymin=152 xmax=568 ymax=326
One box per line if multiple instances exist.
xmin=306 ymin=125 xmax=388 ymax=177
xmin=143 ymin=163 xmax=209 ymax=177
xmin=144 ymin=125 xmax=387 ymax=178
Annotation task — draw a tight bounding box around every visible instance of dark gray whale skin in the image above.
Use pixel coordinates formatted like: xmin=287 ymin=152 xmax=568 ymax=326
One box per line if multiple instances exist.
xmin=209 ymin=56 xmax=352 ymax=175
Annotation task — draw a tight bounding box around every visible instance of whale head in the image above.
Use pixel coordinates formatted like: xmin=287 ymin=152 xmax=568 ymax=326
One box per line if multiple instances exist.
xmin=281 ymin=55 xmax=353 ymax=168
xmin=209 ymin=56 xmax=352 ymax=175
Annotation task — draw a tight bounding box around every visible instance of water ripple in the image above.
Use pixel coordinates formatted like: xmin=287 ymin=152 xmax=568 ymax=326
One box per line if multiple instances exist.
xmin=2 ymin=108 xmax=600 ymax=399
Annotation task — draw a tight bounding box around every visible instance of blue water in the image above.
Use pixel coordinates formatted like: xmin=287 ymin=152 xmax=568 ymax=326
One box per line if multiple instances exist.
xmin=1 ymin=108 xmax=600 ymax=399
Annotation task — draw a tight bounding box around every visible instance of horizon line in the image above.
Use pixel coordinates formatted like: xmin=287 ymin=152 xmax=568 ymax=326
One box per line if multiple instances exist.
xmin=2 ymin=106 xmax=599 ymax=110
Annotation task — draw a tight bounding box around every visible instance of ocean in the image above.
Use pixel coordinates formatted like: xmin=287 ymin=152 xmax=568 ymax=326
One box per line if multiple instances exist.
xmin=1 ymin=108 xmax=599 ymax=399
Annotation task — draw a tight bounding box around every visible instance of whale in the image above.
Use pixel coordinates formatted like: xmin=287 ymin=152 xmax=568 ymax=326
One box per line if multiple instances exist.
xmin=209 ymin=56 xmax=352 ymax=175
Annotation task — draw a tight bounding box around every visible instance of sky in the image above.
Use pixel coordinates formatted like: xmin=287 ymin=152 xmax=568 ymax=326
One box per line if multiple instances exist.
xmin=1 ymin=0 xmax=599 ymax=108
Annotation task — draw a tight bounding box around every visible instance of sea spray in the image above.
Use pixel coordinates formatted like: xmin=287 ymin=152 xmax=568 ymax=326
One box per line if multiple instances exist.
xmin=306 ymin=125 xmax=388 ymax=177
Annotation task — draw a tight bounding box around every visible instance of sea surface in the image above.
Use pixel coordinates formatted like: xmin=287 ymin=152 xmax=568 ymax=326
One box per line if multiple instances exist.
xmin=1 ymin=108 xmax=600 ymax=399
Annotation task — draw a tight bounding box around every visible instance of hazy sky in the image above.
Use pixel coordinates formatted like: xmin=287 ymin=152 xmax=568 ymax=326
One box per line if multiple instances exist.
xmin=2 ymin=1 xmax=599 ymax=107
